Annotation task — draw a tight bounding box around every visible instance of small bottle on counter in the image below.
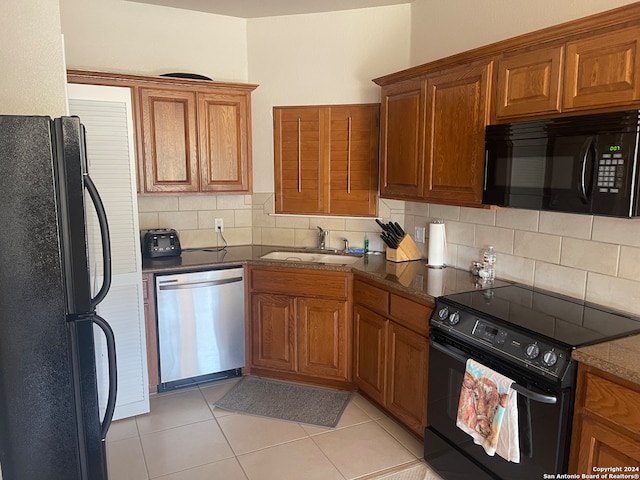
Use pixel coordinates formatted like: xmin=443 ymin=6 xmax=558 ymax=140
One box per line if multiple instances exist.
xmin=482 ymin=246 xmax=497 ymax=281
xmin=364 ymin=234 xmax=369 ymax=254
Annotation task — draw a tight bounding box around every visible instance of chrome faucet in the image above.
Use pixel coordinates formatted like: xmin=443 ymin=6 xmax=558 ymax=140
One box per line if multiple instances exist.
xmin=317 ymin=226 xmax=328 ymax=250
xmin=342 ymin=238 xmax=349 ymax=254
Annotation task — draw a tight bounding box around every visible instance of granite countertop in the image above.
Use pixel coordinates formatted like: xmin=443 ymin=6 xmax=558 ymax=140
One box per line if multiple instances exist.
xmin=572 ymin=335 xmax=640 ymax=385
xmin=142 ymin=244 xmax=508 ymax=303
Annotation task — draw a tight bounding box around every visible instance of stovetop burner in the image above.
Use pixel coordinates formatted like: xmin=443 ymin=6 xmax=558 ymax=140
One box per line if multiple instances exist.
xmin=442 ymin=285 xmax=640 ymax=348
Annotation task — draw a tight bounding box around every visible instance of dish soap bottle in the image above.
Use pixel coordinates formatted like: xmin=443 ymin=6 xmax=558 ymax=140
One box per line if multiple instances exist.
xmin=482 ymin=246 xmax=496 ymax=281
xmin=364 ymin=234 xmax=369 ymax=254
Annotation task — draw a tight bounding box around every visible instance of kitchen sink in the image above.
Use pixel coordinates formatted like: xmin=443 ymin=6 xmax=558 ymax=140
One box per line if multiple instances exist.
xmin=260 ymin=250 xmax=361 ymax=265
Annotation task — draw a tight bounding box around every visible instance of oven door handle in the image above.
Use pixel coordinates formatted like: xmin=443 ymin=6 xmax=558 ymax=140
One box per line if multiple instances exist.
xmin=429 ymin=340 xmax=558 ymax=405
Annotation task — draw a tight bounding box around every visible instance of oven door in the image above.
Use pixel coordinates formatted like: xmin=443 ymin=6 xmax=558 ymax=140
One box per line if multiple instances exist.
xmin=425 ymin=332 xmax=573 ymax=480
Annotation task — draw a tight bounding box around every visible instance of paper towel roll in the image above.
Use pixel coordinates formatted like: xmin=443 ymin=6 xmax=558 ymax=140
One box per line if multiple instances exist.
xmin=427 ymin=222 xmax=447 ymax=268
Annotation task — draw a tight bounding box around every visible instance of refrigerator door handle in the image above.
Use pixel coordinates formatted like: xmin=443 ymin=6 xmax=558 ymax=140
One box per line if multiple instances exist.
xmin=84 ymin=174 xmax=112 ymax=309
xmin=91 ymin=313 xmax=118 ymax=439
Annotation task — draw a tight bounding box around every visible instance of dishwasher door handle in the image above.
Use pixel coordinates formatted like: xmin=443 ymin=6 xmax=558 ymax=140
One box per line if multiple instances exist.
xmin=158 ymin=277 xmax=243 ymax=290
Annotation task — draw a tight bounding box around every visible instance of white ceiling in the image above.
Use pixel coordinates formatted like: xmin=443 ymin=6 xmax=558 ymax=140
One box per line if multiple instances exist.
xmin=126 ymin=0 xmax=414 ymax=18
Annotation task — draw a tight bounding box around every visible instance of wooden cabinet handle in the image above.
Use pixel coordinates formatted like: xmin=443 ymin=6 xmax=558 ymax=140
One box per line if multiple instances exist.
xmin=297 ymin=118 xmax=302 ymax=192
xmin=347 ymin=116 xmax=352 ymax=194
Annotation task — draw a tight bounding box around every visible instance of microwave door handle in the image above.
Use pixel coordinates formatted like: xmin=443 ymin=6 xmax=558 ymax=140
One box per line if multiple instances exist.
xmin=579 ymin=136 xmax=595 ymax=203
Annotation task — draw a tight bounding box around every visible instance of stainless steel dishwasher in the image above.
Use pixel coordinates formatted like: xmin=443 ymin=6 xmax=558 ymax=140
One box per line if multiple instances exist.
xmin=155 ymin=266 xmax=245 ymax=391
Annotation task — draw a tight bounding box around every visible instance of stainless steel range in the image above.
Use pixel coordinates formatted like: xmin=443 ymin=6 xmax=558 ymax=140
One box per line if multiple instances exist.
xmin=425 ymin=284 xmax=640 ymax=480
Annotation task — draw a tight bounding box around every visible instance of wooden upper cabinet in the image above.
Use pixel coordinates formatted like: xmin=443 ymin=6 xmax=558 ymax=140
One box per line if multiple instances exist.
xmin=564 ymin=26 xmax=640 ymax=111
xmin=379 ymin=78 xmax=426 ymax=199
xmin=274 ymin=107 xmax=325 ymax=214
xmin=494 ymin=44 xmax=564 ymax=120
xmin=137 ymin=83 xmax=255 ymax=194
xmin=65 ymin=71 xmax=257 ymax=195
xmin=424 ymin=61 xmax=492 ymax=206
xmin=274 ymin=104 xmax=379 ymax=216
xmin=139 ymin=88 xmax=199 ymax=193
xmin=328 ymin=105 xmax=379 ymax=216
xmin=198 ymin=92 xmax=251 ymax=192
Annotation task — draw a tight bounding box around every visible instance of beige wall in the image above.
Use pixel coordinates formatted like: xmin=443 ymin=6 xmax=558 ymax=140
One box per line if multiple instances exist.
xmin=59 ymin=0 xmax=248 ymax=81
xmin=410 ymin=0 xmax=640 ymax=65
xmin=247 ymin=5 xmax=412 ymax=193
xmin=1 ymin=0 xmax=67 ymax=116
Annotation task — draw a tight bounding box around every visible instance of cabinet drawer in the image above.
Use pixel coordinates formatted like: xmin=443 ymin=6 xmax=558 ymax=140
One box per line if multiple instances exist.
xmin=389 ymin=294 xmax=431 ymax=337
xmin=250 ymin=268 xmax=350 ymax=299
xmin=584 ymin=373 xmax=640 ymax=434
xmin=354 ymin=279 xmax=389 ymax=314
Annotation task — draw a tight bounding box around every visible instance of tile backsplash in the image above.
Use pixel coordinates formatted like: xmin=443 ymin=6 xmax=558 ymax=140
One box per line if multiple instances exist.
xmin=137 ymin=193 xmax=640 ymax=315
xmin=137 ymin=194 xmax=405 ymax=253
xmin=404 ymin=201 xmax=640 ymax=316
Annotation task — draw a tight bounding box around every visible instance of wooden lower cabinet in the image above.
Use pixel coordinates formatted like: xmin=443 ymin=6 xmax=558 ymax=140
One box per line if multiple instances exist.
xmin=298 ymin=297 xmax=349 ymax=380
xmin=142 ymin=273 xmax=158 ymax=393
xmin=570 ymin=364 xmax=640 ymax=473
xmin=354 ymin=305 xmax=388 ymax=405
xmin=386 ymin=322 xmax=428 ymax=435
xmin=248 ymin=267 xmax=352 ymax=387
xmin=353 ymin=277 xmax=432 ymax=437
xmin=250 ymin=293 xmax=297 ymax=372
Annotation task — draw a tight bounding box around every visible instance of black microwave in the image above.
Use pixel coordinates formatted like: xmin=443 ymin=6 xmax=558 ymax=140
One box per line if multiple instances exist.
xmin=483 ymin=110 xmax=640 ymax=217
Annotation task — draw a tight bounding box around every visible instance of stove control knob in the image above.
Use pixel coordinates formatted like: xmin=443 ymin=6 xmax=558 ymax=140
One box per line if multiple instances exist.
xmin=448 ymin=311 xmax=460 ymax=325
xmin=524 ymin=343 xmax=540 ymax=359
xmin=438 ymin=307 xmax=449 ymax=321
xmin=542 ymin=350 xmax=558 ymax=367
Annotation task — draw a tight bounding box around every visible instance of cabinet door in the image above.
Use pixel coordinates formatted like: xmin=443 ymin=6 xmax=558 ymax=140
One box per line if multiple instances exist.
xmin=386 ymin=322 xmax=428 ymax=436
xmin=138 ymin=88 xmax=199 ymax=192
xmin=494 ymin=44 xmax=563 ymax=120
xmin=328 ymin=105 xmax=379 ymax=216
xmin=298 ymin=297 xmax=350 ymax=381
xmin=354 ymin=305 xmax=388 ymax=405
xmin=564 ymin=26 xmax=640 ymax=110
xmin=198 ymin=92 xmax=251 ymax=193
xmin=574 ymin=418 xmax=640 ymax=472
xmin=274 ymin=107 xmax=326 ymax=214
xmin=424 ymin=61 xmax=491 ymax=206
xmin=380 ymin=78 xmax=426 ymax=199
xmin=250 ymin=293 xmax=297 ymax=372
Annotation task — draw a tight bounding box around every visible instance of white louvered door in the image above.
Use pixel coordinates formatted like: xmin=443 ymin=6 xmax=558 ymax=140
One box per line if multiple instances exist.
xmin=67 ymin=84 xmax=149 ymax=420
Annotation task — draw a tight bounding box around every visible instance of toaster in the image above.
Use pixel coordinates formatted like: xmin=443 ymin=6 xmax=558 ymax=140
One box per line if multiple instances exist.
xmin=141 ymin=229 xmax=182 ymax=259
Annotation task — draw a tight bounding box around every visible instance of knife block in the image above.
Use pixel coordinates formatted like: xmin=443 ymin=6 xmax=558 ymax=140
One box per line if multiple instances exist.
xmin=386 ymin=235 xmax=423 ymax=262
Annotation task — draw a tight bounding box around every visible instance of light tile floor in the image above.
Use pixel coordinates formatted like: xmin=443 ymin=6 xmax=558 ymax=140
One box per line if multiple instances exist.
xmin=106 ymin=378 xmax=442 ymax=480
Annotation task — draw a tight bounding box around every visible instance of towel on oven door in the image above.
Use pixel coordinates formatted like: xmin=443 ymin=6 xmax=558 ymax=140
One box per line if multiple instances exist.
xmin=456 ymin=359 xmax=520 ymax=463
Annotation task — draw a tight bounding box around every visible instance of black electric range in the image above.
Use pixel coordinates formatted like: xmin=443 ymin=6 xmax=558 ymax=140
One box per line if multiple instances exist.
xmin=425 ymin=284 xmax=640 ymax=480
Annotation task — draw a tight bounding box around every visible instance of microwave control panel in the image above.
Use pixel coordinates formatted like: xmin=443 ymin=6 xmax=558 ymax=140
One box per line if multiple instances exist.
xmin=597 ymin=152 xmax=625 ymax=194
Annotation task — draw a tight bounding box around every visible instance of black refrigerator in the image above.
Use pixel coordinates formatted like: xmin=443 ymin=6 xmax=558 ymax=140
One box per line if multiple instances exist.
xmin=0 ymin=116 xmax=117 ymax=480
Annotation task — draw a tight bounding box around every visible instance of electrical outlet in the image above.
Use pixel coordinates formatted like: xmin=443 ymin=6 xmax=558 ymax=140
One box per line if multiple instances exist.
xmin=214 ymin=218 xmax=224 ymax=232
xmin=415 ymin=226 xmax=426 ymax=243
